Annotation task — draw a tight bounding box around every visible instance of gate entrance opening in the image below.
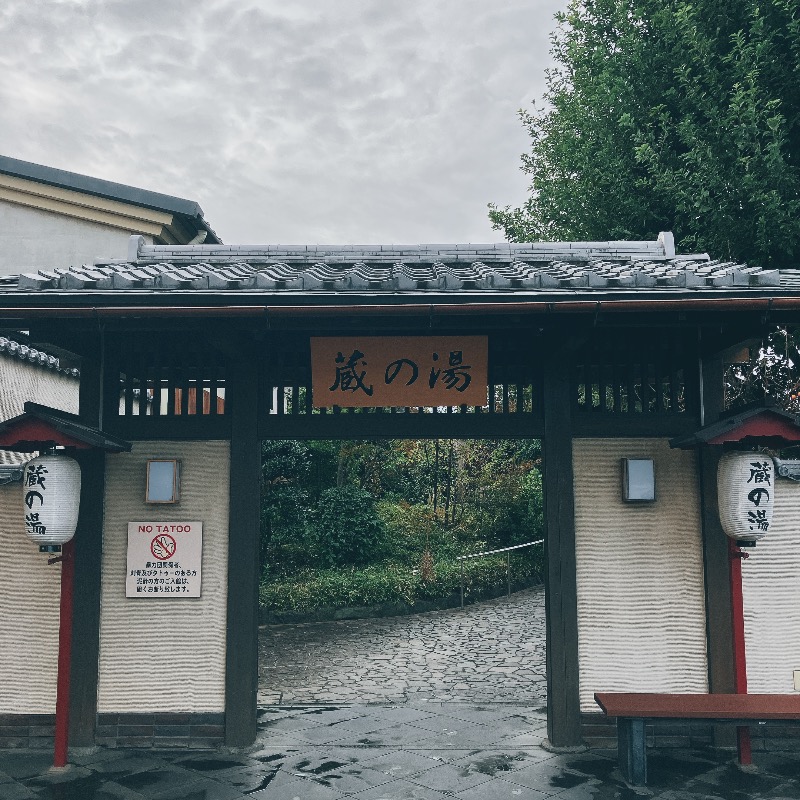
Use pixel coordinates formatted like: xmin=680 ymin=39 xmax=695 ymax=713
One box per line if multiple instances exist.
xmin=258 ymin=437 xmax=545 ymax=707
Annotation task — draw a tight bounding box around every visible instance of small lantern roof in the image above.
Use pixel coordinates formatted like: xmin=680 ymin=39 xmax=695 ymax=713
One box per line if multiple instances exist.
xmin=671 ymin=404 xmax=800 ymax=450
xmin=0 ymin=402 xmax=131 ymax=453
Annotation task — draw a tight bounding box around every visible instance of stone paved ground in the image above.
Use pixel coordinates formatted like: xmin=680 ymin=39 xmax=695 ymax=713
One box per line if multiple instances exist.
xmin=2 ymin=705 xmax=799 ymax=798
xmin=258 ymin=586 xmax=547 ymax=705
xmin=3 ymin=588 xmax=799 ymax=797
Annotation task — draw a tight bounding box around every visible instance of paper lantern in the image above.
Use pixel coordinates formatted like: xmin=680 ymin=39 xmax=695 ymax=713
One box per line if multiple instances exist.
xmin=22 ymin=453 xmax=81 ymax=546
xmin=717 ymin=452 xmax=774 ymax=544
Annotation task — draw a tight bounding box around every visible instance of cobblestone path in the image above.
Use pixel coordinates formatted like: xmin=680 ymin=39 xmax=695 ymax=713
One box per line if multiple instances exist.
xmin=258 ymin=585 xmax=546 ymax=706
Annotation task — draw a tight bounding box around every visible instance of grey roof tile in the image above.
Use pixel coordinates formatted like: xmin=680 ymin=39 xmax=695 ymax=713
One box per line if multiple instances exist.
xmin=0 ymin=238 xmax=791 ymax=296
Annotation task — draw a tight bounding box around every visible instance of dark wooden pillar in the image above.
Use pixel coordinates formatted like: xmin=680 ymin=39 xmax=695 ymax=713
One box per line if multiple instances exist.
xmin=698 ymin=353 xmax=735 ymax=699
xmin=700 ymin=448 xmax=735 ymax=695
xmin=69 ymin=337 xmax=105 ymax=747
xmin=224 ymin=358 xmax=262 ymax=746
xmin=542 ymin=353 xmax=582 ymax=748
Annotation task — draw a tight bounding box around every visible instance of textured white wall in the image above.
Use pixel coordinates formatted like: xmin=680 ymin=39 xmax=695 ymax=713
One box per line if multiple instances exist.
xmin=98 ymin=441 xmax=230 ymax=712
xmin=573 ymin=438 xmax=708 ymax=712
xmin=0 ymin=200 xmax=152 ymax=275
xmin=743 ymin=478 xmax=800 ymax=693
xmin=0 ymin=356 xmax=79 ymax=424
xmin=0 ymin=482 xmax=61 ymax=713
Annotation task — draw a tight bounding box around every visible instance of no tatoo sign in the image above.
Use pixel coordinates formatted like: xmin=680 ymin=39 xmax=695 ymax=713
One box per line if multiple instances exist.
xmin=126 ymin=521 xmax=203 ymax=598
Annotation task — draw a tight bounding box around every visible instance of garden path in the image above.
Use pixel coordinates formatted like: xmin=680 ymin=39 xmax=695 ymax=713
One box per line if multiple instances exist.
xmin=258 ymin=585 xmax=546 ymax=705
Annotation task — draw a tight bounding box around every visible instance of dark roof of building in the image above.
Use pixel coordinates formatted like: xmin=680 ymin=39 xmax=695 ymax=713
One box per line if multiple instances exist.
xmin=0 ymin=155 xmax=222 ymax=244
xmin=2 ymin=235 xmax=799 ymax=311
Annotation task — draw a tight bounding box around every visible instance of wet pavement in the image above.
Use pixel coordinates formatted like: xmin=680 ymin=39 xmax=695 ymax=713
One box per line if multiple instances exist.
xmin=3 ymin=588 xmax=799 ymax=797
xmin=1 ymin=703 xmax=799 ymax=798
xmin=258 ymin=586 xmax=547 ymax=705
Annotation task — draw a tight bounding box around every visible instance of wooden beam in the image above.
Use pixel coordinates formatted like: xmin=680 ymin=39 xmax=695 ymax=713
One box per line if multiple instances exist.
xmin=258 ymin=413 xmax=544 ymax=441
xmin=106 ymin=416 xmax=231 ymax=441
xmin=224 ymin=358 xmax=261 ymax=747
xmin=68 ymin=337 xmax=104 ymax=747
xmin=571 ymin=414 xmax=697 ymax=438
xmin=542 ymin=351 xmax=582 ymax=748
xmin=698 ymin=354 xmax=736 ymax=749
xmin=69 ymin=448 xmax=105 ymax=747
xmin=698 ymin=350 xmax=735 ymax=750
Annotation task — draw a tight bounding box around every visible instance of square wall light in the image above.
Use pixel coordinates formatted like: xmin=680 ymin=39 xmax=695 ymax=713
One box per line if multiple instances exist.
xmin=622 ymin=458 xmax=655 ymax=502
xmin=146 ymin=459 xmax=181 ymax=504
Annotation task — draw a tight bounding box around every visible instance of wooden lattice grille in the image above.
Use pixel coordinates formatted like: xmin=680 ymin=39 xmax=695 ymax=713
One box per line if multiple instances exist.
xmin=117 ymin=360 xmax=227 ymax=417
xmin=267 ymin=380 xmax=537 ymax=417
xmin=574 ymin=338 xmax=688 ymax=414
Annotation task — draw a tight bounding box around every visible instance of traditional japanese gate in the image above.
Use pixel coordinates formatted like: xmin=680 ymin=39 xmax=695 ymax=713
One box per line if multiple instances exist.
xmin=3 ymin=236 xmax=795 ymax=751
xmin=88 ymin=319 xmax=700 ymax=749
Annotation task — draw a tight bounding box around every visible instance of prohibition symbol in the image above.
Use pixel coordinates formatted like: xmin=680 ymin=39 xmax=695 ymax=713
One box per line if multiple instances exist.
xmin=151 ymin=533 xmax=177 ymax=560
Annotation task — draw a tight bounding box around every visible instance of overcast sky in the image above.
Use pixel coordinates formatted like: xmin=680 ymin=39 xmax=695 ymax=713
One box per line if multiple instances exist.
xmin=0 ymin=0 xmax=565 ymax=244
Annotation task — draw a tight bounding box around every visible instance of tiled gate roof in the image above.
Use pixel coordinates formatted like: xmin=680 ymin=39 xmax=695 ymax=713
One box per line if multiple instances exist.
xmin=4 ymin=234 xmax=798 ymax=299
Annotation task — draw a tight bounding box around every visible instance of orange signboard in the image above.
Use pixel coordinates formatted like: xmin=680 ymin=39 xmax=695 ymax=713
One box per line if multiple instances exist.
xmin=311 ymin=336 xmax=488 ymax=408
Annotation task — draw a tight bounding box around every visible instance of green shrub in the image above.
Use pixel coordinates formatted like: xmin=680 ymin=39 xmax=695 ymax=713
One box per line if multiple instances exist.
xmin=310 ymin=486 xmax=387 ymax=568
xmin=377 ymin=501 xmax=461 ymax=563
xmin=260 ymin=546 xmax=544 ymax=613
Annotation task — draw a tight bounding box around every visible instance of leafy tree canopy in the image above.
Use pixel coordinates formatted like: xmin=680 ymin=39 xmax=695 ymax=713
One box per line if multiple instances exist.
xmin=489 ymin=0 xmax=800 ymax=268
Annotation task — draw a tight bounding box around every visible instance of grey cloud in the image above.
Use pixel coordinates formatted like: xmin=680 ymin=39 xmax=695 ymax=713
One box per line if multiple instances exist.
xmin=0 ymin=0 xmax=564 ymax=244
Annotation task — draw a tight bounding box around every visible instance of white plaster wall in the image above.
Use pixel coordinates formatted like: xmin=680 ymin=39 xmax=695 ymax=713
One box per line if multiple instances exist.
xmin=573 ymin=438 xmax=708 ymax=712
xmin=0 ymin=356 xmax=79 ymax=423
xmin=97 ymin=441 xmax=230 ymax=712
xmin=0 ymin=200 xmax=153 ymax=275
xmin=0 ymin=482 xmax=61 ymax=713
xmin=742 ymin=478 xmax=800 ymax=693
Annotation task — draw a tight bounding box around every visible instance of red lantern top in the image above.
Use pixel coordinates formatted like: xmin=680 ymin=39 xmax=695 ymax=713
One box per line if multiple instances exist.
xmin=0 ymin=403 xmax=130 ymax=453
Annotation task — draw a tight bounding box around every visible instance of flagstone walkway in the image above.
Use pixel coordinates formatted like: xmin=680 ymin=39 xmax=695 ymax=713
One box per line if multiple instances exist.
xmin=258 ymin=586 xmax=547 ymax=706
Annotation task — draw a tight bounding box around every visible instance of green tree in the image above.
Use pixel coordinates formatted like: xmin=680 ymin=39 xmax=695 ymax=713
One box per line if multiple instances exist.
xmin=310 ymin=486 xmax=387 ymax=568
xmin=489 ymin=0 xmax=800 ymax=269
xmin=260 ymin=440 xmax=314 ymax=569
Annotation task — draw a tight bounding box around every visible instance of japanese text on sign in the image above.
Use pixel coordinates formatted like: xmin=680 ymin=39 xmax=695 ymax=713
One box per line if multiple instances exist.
xmin=24 ymin=462 xmax=48 ymax=537
xmin=745 ymin=460 xmax=772 ymax=533
xmin=311 ymin=337 xmax=488 ymax=407
xmin=126 ymin=521 xmax=203 ymax=597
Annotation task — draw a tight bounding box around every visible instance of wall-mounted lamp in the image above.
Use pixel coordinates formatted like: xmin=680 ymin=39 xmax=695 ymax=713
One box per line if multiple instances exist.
xmin=146 ymin=459 xmax=181 ymax=504
xmin=622 ymin=458 xmax=655 ymax=502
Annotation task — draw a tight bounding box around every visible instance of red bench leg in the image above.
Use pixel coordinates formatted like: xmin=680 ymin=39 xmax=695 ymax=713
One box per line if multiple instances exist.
xmin=618 ymin=717 xmax=647 ymax=785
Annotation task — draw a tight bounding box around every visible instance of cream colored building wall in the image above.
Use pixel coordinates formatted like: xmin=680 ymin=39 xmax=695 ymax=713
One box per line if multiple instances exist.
xmin=0 ymin=482 xmax=61 ymax=712
xmin=0 ymin=355 xmax=79 ymax=423
xmin=0 ymin=353 xmax=79 ymax=710
xmin=742 ymin=478 xmax=800 ymax=693
xmin=573 ymin=438 xmax=708 ymax=712
xmin=0 ymin=199 xmax=153 ymax=275
xmin=97 ymin=441 xmax=230 ymax=712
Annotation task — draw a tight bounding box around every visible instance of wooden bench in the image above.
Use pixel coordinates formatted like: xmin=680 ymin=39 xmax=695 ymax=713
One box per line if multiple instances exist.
xmin=594 ymin=692 xmax=800 ymax=786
